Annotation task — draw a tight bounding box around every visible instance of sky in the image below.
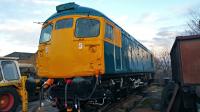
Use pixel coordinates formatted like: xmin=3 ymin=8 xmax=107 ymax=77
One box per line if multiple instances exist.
xmin=0 ymin=0 xmax=200 ymax=56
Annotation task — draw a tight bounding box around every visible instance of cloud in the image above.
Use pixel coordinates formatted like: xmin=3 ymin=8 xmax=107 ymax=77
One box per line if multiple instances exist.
xmin=169 ymin=1 xmax=200 ymax=17
xmin=0 ymin=0 xmax=197 ymax=56
xmin=0 ymin=19 xmax=41 ymax=56
xmin=29 ymin=0 xmax=61 ymax=6
xmin=133 ymin=22 xmax=188 ymax=53
xmin=110 ymin=13 xmax=178 ymax=52
xmin=156 ymin=31 xmax=179 ymax=38
xmin=152 ymin=37 xmax=174 ymax=48
xmin=136 ymin=12 xmax=162 ymax=24
xmin=0 ymin=0 xmax=62 ymax=56
xmin=112 ymin=15 xmax=129 ymax=28
xmin=0 ymin=0 xmax=60 ymax=21
xmin=147 ymin=25 xmax=186 ymax=51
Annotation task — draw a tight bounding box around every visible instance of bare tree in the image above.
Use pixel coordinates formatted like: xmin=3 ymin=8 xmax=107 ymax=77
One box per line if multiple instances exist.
xmin=186 ymin=9 xmax=200 ymax=35
xmin=159 ymin=50 xmax=171 ymax=77
xmin=152 ymin=48 xmax=172 ymax=83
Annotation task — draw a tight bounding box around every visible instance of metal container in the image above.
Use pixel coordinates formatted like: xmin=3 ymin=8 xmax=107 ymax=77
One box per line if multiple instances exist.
xmin=170 ymin=35 xmax=200 ymax=85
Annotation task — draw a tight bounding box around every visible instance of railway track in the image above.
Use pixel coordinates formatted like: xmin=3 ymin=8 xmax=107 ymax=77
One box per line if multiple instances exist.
xmin=16 ymin=90 xmax=143 ymax=112
xmin=100 ymin=95 xmax=143 ymax=112
xmin=81 ymin=88 xmax=145 ymax=112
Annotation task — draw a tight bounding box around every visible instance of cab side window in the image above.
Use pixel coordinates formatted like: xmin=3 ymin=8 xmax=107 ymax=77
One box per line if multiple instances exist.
xmin=105 ymin=24 xmax=113 ymax=39
xmin=0 ymin=67 xmax=2 ymax=81
xmin=39 ymin=24 xmax=53 ymax=43
xmin=55 ymin=18 xmax=73 ymax=30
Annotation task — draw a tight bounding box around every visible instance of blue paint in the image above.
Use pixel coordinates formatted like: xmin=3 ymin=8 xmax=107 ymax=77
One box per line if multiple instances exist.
xmin=104 ymin=34 xmax=154 ymax=76
xmin=104 ymin=42 xmax=115 ymax=74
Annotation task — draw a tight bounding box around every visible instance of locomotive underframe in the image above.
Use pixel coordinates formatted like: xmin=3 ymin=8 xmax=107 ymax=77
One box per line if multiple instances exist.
xmin=45 ymin=72 xmax=153 ymax=111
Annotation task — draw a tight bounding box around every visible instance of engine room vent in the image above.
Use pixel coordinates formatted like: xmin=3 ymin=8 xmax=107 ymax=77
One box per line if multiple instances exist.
xmin=56 ymin=2 xmax=79 ymax=12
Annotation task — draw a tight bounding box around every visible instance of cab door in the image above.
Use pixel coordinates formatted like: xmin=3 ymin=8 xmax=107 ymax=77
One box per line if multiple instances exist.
xmin=49 ymin=18 xmax=74 ymax=76
xmin=104 ymin=22 xmax=122 ymax=73
xmin=71 ymin=17 xmax=103 ymax=76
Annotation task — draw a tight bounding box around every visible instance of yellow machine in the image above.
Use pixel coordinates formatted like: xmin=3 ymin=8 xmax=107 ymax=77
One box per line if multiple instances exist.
xmin=37 ymin=15 xmax=107 ymax=78
xmin=0 ymin=57 xmax=28 ymax=112
xmin=37 ymin=10 xmax=122 ymax=79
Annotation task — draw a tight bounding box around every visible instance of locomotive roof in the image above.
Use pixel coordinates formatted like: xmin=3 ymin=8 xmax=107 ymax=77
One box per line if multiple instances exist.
xmin=171 ymin=35 xmax=200 ymax=54
xmin=45 ymin=2 xmax=110 ymax=23
xmin=45 ymin=2 xmax=151 ymax=53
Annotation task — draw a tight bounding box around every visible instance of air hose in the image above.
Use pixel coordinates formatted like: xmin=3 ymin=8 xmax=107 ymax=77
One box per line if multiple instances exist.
xmin=39 ymin=84 xmax=45 ymax=109
xmin=77 ymin=77 xmax=98 ymax=101
xmin=64 ymin=83 xmax=68 ymax=108
xmin=39 ymin=84 xmax=54 ymax=108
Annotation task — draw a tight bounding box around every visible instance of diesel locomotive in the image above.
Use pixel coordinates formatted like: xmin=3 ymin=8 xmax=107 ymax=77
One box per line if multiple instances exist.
xmin=36 ymin=2 xmax=154 ymax=111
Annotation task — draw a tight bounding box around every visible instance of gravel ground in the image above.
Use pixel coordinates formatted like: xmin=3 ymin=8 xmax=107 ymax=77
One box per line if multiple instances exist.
xmin=105 ymin=84 xmax=162 ymax=112
xmin=131 ymin=84 xmax=162 ymax=112
xmin=17 ymin=100 xmax=58 ymax=112
xmin=106 ymin=95 xmax=143 ymax=112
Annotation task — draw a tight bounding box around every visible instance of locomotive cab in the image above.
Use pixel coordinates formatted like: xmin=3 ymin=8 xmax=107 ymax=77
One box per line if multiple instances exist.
xmin=37 ymin=14 xmax=105 ymax=78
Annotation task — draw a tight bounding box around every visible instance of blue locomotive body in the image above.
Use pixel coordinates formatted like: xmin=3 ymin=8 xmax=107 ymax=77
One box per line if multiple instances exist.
xmin=104 ymin=33 xmax=154 ymax=75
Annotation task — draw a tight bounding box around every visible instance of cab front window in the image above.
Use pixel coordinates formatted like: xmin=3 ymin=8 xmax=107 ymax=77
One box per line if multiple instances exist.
xmin=56 ymin=18 xmax=73 ymax=30
xmin=39 ymin=24 xmax=53 ymax=43
xmin=75 ymin=18 xmax=100 ymax=38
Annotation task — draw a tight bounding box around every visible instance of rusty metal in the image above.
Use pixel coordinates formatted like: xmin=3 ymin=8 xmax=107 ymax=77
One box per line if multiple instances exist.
xmin=20 ymin=76 xmax=28 ymax=112
xmin=170 ymin=35 xmax=200 ymax=85
xmin=167 ymin=84 xmax=179 ymax=112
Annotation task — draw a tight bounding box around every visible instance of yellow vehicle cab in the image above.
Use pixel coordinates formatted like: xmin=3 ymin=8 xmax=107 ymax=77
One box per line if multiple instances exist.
xmin=0 ymin=57 xmax=27 ymax=112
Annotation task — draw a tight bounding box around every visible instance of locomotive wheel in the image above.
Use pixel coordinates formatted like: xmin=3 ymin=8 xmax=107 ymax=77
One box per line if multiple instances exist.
xmin=0 ymin=87 xmax=20 ymax=112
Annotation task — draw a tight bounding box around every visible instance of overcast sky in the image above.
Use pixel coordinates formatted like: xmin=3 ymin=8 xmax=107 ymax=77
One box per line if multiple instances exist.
xmin=0 ymin=0 xmax=200 ymax=56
